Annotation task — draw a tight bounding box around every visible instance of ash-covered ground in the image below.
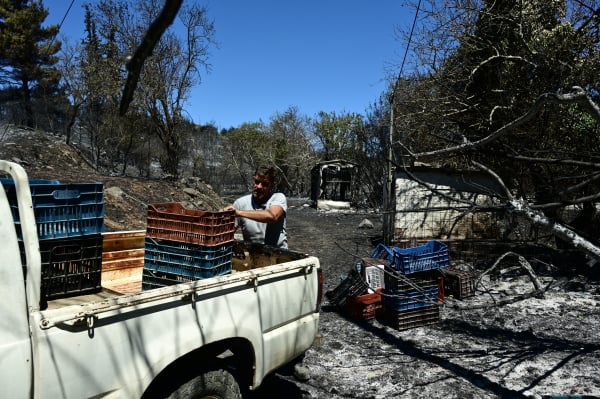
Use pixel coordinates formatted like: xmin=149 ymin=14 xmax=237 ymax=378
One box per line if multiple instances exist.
xmin=255 ymin=200 xmax=600 ymax=399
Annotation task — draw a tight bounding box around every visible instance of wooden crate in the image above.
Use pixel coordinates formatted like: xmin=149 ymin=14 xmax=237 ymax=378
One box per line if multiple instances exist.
xmin=101 ymin=230 xmax=145 ymax=294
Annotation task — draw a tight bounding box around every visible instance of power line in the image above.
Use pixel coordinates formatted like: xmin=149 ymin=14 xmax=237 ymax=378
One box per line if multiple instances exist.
xmin=46 ymin=0 xmax=76 ymax=46
xmin=394 ymin=0 xmax=422 ymax=101
xmin=56 ymin=0 xmax=76 ymax=34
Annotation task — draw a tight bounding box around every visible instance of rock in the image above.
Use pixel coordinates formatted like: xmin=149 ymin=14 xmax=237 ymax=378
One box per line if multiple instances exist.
xmin=105 ymin=186 xmax=124 ymax=199
xmin=358 ymin=218 xmax=374 ymax=229
xmin=293 ymin=364 xmax=311 ymax=382
xmin=183 ymin=187 xmax=200 ymax=197
xmin=182 ymin=200 xmax=205 ymax=209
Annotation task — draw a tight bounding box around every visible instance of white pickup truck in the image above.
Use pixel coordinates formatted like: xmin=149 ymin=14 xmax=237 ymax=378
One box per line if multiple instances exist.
xmin=0 ymin=160 xmax=322 ymax=398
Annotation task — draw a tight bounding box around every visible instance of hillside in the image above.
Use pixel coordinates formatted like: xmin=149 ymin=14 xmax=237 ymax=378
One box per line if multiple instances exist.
xmin=0 ymin=126 xmax=228 ymax=231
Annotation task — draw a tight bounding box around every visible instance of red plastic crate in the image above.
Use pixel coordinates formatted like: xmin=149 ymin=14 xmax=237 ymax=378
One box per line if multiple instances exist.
xmin=146 ymin=202 xmax=236 ymax=246
xmin=345 ymin=289 xmax=383 ymax=320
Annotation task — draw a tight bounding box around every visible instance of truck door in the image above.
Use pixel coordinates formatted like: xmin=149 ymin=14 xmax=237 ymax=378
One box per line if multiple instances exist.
xmin=0 ymin=173 xmax=34 ymax=397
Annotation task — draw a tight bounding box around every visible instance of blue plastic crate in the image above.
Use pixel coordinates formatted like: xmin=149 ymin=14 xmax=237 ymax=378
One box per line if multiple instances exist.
xmin=383 ymin=286 xmax=440 ymax=311
xmin=142 ymin=268 xmax=197 ymax=290
xmin=19 ymin=234 xmax=103 ymax=308
xmin=391 ymin=240 xmax=449 ymax=274
xmin=383 ymin=267 xmax=440 ymax=311
xmin=370 ymin=243 xmax=393 ymax=263
xmin=143 ymin=237 xmax=233 ymax=281
xmin=1 ymin=178 xmax=104 ymax=239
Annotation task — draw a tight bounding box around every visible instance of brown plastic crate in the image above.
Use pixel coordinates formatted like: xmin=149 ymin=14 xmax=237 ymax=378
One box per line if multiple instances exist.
xmin=384 ymin=305 xmax=440 ymax=331
xmin=345 ymin=289 xmax=383 ymax=320
xmin=384 ymin=267 xmax=440 ymax=292
xmin=444 ymin=268 xmax=476 ymax=299
xmin=146 ymin=202 xmax=236 ymax=246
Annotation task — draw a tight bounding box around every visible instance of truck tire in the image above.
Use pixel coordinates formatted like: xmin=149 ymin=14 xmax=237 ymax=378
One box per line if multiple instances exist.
xmin=167 ymin=368 xmax=242 ymax=399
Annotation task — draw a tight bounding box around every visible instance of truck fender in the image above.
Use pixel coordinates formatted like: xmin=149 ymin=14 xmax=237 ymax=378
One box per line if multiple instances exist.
xmin=141 ymin=337 xmax=255 ymax=398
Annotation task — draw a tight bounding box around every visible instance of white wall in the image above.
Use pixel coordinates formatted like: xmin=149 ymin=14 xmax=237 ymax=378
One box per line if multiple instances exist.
xmin=390 ymin=169 xmax=503 ymax=243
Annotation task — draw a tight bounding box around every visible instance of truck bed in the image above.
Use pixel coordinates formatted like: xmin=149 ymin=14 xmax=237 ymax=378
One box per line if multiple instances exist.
xmin=47 ymin=231 xmax=311 ymax=310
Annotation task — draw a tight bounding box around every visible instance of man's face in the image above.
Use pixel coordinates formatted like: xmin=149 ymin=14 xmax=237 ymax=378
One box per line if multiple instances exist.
xmin=252 ymin=174 xmax=274 ymax=204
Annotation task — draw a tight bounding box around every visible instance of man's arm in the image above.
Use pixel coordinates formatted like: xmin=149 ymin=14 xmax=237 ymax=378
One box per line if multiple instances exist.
xmin=224 ymin=205 xmax=284 ymax=224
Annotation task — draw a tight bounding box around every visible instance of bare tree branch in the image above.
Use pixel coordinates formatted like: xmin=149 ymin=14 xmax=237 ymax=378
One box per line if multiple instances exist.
xmin=397 ymin=87 xmax=600 ymax=161
xmin=119 ymin=0 xmax=183 ymax=116
xmin=470 ymin=55 xmax=537 ymax=82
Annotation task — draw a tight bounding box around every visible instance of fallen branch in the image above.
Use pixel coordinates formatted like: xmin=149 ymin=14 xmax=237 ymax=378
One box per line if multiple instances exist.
xmin=446 ymin=251 xmax=552 ymax=310
xmin=476 ymin=251 xmax=543 ymax=292
xmin=473 ymin=160 xmax=600 ymax=264
xmin=446 ymin=283 xmax=552 ymax=310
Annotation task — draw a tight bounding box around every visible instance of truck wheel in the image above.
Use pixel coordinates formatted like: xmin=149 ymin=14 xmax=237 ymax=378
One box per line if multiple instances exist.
xmin=168 ymin=369 xmax=242 ymax=399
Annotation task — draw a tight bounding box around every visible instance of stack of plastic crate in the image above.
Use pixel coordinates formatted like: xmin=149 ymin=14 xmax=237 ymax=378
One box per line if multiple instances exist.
xmin=1 ymin=178 xmax=105 ymax=307
xmin=371 ymin=240 xmax=449 ymax=331
xmin=142 ymin=202 xmax=236 ymax=289
xmin=334 ymin=258 xmax=385 ymax=321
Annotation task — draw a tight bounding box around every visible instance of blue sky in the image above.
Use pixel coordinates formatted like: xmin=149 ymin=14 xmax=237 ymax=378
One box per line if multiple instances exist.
xmin=44 ymin=1 xmax=412 ymax=129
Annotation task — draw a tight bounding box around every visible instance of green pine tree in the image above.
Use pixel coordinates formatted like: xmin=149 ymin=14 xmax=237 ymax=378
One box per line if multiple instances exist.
xmin=0 ymin=0 xmax=61 ymax=127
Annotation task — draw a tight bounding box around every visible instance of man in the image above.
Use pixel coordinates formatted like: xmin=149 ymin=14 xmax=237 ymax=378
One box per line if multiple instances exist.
xmin=227 ymin=165 xmax=287 ymax=248
xmin=226 ymin=166 xmax=310 ymax=381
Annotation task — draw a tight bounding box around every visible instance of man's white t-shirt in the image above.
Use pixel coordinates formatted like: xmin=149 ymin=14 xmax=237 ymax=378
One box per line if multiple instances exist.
xmin=233 ymin=192 xmax=288 ymax=248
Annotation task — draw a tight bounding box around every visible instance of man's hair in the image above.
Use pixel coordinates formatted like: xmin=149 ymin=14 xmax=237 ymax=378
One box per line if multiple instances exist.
xmin=255 ymin=165 xmax=277 ymax=183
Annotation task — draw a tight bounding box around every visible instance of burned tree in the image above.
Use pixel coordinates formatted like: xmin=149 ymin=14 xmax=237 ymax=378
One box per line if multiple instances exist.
xmin=389 ymin=0 xmax=600 ymax=273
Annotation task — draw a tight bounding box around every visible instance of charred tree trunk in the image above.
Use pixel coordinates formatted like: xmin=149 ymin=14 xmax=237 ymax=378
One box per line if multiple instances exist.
xmin=508 ymin=198 xmax=600 ymax=263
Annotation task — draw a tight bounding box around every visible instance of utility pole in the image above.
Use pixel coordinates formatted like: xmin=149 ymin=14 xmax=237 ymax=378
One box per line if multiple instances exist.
xmin=383 ymin=88 xmax=395 ymax=246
